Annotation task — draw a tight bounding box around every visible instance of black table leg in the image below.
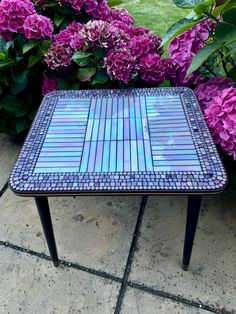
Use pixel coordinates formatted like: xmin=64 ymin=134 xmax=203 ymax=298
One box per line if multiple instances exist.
xmin=35 ymin=197 xmax=59 ymax=267
xmin=182 ymin=195 xmax=202 ymax=271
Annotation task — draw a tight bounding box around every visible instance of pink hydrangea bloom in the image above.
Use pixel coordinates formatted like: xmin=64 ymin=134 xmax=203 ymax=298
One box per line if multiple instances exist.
xmin=54 ymin=21 xmax=84 ymax=49
xmin=168 ymin=20 xmax=214 ymax=86
xmin=161 ymin=58 xmax=179 ymax=82
xmin=23 ymin=14 xmax=53 ymax=39
xmin=104 ymin=49 xmax=137 ymax=83
xmin=139 ymin=53 xmax=165 ymax=85
xmin=0 ymin=0 xmax=35 ymax=35
xmin=129 ymin=35 xmax=155 ymax=58
xmin=204 ymin=87 xmax=236 ymax=159
xmin=44 ymin=43 xmax=72 ymax=69
xmin=41 ymin=76 xmax=58 ymax=96
xmin=81 ymin=20 xmax=128 ymax=49
xmin=195 ymin=76 xmax=233 ymax=110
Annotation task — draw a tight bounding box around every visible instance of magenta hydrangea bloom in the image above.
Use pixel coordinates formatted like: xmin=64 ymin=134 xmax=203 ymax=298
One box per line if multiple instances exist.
xmin=204 ymin=87 xmax=236 ymax=159
xmin=168 ymin=20 xmax=214 ymax=86
xmin=195 ymin=76 xmax=233 ymax=110
xmin=129 ymin=35 xmax=155 ymax=58
xmin=23 ymin=14 xmax=53 ymax=39
xmin=104 ymin=49 xmax=137 ymax=83
xmin=139 ymin=53 xmax=165 ymax=85
xmin=44 ymin=43 xmax=72 ymax=69
xmin=81 ymin=20 xmax=128 ymax=49
xmin=111 ymin=8 xmax=134 ymax=25
xmin=41 ymin=76 xmax=58 ymax=96
xmin=127 ymin=26 xmax=150 ymax=37
xmin=0 ymin=0 xmax=35 ymax=35
xmin=54 ymin=21 xmax=84 ymax=49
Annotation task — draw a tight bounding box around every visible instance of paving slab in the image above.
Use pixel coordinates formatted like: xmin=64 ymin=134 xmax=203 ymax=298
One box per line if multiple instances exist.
xmin=0 ymin=189 xmax=140 ymax=276
xmin=129 ymin=190 xmax=236 ymax=312
xmin=0 ymin=245 xmax=119 ymax=314
xmin=0 ymin=134 xmax=21 ymax=190
xmin=121 ymin=288 xmax=210 ymax=314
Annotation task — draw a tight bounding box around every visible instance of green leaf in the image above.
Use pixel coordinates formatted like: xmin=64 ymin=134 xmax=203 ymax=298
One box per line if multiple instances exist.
xmin=162 ymin=18 xmax=200 ymax=46
xmin=22 ymin=40 xmax=38 ymax=54
xmin=215 ymin=22 xmax=236 ymax=43
xmin=0 ymin=95 xmax=20 ymax=112
xmin=93 ymin=48 xmax=105 ymax=59
xmin=91 ymin=70 xmax=109 ymax=85
xmin=53 ymin=15 xmax=65 ymax=27
xmin=16 ymin=118 xmax=30 ymax=133
xmin=108 ymin=0 xmax=123 ymax=6
xmin=70 ymin=82 xmax=80 ymax=90
xmin=12 ymin=70 xmax=29 ymax=84
xmin=171 ymin=0 xmax=210 ymax=8
xmin=159 ymin=80 xmax=171 ymax=87
xmin=221 ymin=0 xmax=236 ymax=12
xmin=57 ymin=78 xmax=70 ymax=90
xmin=222 ymin=7 xmax=236 ymax=26
xmin=77 ymin=67 xmax=96 ymax=81
xmin=0 ymin=36 xmax=6 ymax=50
xmin=212 ymin=0 xmax=231 ymax=16
xmin=0 ymin=60 xmax=14 ymax=69
xmin=228 ymin=67 xmax=236 ymax=84
xmin=27 ymin=54 xmax=43 ymax=68
xmin=14 ymin=106 xmax=27 ymax=117
xmin=40 ymin=40 xmax=52 ymax=54
xmin=194 ymin=0 xmax=215 ymax=16
xmin=72 ymin=51 xmax=92 ymax=66
xmin=187 ymin=41 xmax=224 ymax=75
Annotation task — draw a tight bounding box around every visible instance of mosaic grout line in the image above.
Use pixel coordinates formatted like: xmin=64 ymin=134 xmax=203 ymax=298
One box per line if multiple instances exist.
xmin=0 ymin=239 xmax=231 ymax=314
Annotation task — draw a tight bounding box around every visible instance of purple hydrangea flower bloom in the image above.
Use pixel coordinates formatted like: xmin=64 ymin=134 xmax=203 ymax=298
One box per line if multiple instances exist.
xmin=23 ymin=14 xmax=53 ymax=39
xmin=0 ymin=0 xmax=35 ymax=35
xmin=204 ymin=87 xmax=236 ymax=159
xmin=104 ymin=48 xmax=137 ymax=83
xmin=54 ymin=21 xmax=84 ymax=50
xmin=168 ymin=20 xmax=214 ymax=86
xmin=44 ymin=43 xmax=73 ymax=69
xmin=128 ymin=35 xmax=155 ymax=58
xmin=139 ymin=53 xmax=165 ymax=85
xmin=41 ymin=76 xmax=58 ymax=96
xmin=195 ymin=76 xmax=233 ymax=110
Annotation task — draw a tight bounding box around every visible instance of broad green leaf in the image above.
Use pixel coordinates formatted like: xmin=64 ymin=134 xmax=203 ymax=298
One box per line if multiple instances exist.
xmin=57 ymin=78 xmax=70 ymax=90
xmin=222 ymin=7 xmax=236 ymax=26
xmin=91 ymin=70 xmax=109 ymax=85
xmin=93 ymin=48 xmax=105 ymax=59
xmin=221 ymin=0 xmax=236 ymax=12
xmin=14 ymin=106 xmax=27 ymax=117
xmin=77 ymin=67 xmax=96 ymax=81
xmin=22 ymin=40 xmax=38 ymax=54
xmin=0 ymin=60 xmax=14 ymax=69
xmin=187 ymin=41 xmax=223 ymax=75
xmin=215 ymin=22 xmax=236 ymax=42
xmin=0 ymin=95 xmax=20 ymax=112
xmin=72 ymin=51 xmax=92 ymax=66
xmin=27 ymin=54 xmax=43 ymax=68
xmin=194 ymin=0 xmax=215 ymax=15
xmin=162 ymin=18 xmax=200 ymax=46
xmin=212 ymin=0 xmax=231 ymax=16
xmin=70 ymin=82 xmax=80 ymax=90
xmin=159 ymin=80 xmax=171 ymax=87
xmin=171 ymin=0 xmax=210 ymax=8
xmin=0 ymin=51 xmax=6 ymax=60
xmin=0 ymin=36 xmax=6 ymax=50
xmin=228 ymin=67 xmax=236 ymax=84
xmin=40 ymin=39 xmax=52 ymax=54
xmin=108 ymin=0 xmax=123 ymax=6
xmin=53 ymin=15 xmax=65 ymax=27
xmin=12 ymin=70 xmax=29 ymax=84
xmin=16 ymin=118 xmax=30 ymax=133
xmin=28 ymin=110 xmax=37 ymax=120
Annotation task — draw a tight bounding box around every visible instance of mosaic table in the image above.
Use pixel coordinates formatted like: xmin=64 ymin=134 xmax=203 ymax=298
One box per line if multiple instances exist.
xmin=9 ymin=88 xmax=227 ymax=269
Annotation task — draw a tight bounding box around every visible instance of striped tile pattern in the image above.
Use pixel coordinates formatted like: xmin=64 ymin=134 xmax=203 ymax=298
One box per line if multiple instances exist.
xmin=80 ymin=96 xmax=153 ymax=173
xmin=146 ymin=96 xmax=201 ymax=172
xmin=34 ymin=98 xmax=90 ymax=173
xmin=34 ymin=95 xmax=201 ymax=174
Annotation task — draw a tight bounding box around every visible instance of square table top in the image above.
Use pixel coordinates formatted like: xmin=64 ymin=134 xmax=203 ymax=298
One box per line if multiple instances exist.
xmin=9 ymin=88 xmax=227 ymax=196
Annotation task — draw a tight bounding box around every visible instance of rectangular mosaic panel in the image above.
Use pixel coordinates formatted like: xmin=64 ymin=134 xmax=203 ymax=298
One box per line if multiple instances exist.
xmin=34 ymin=94 xmax=201 ymax=174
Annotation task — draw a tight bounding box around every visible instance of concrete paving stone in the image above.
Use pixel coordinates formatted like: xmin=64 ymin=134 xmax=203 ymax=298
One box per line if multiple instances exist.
xmin=0 ymin=134 xmax=21 ymax=190
xmin=129 ymin=190 xmax=236 ymax=313
xmin=121 ymin=288 xmax=210 ymax=314
xmin=0 ymin=245 xmax=120 ymax=314
xmin=0 ymin=189 xmax=141 ymax=276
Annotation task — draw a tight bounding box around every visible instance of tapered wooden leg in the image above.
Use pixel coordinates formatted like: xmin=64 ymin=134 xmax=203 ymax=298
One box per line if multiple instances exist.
xmin=35 ymin=197 xmax=59 ymax=267
xmin=182 ymin=195 xmax=202 ymax=271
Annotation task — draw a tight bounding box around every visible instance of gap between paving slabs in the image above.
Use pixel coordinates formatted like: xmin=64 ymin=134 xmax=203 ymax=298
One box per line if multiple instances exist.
xmin=0 ymin=189 xmax=233 ymax=314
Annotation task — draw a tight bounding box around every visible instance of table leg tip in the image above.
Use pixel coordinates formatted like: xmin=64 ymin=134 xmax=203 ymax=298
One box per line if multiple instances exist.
xmin=182 ymin=264 xmax=189 ymax=271
xmin=53 ymin=260 xmax=60 ymax=267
